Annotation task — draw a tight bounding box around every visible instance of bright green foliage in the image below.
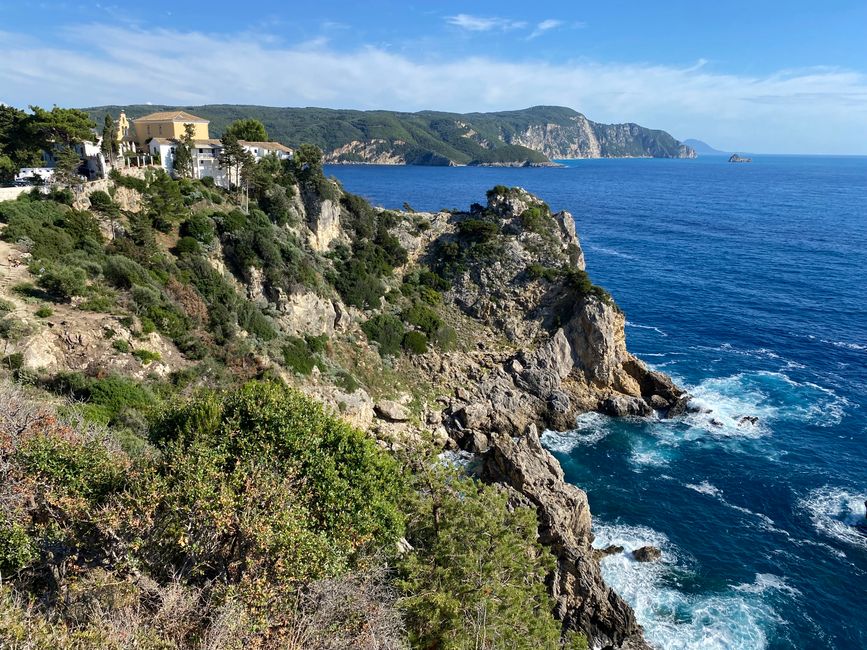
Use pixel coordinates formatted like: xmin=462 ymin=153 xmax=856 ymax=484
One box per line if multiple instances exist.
xmin=112 ymin=339 xmax=130 ymax=353
xmin=520 ymin=205 xmax=556 ymax=235
xmin=399 ymin=469 xmax=563 ymax=650
xmin=0 ymin=521 xmax=36 ymax=578
xmin=361 ymin=314 xmax=405 ymax=357
xmin=132 ymin=349 xmax=161 ymax=365
xmin=179 ymin=212 xmax=216 ymax=245
xmin=143 ymin=382 xmax=405 ymax=587
xmin=402 ymin=302 xmax=442 ymax=337
xmin=224 ymin=118 xmax=268 ymax=142
xmin=16 ymin=434 xmax=126 ymax=503
xmin=282 ymin=336 xmax=316 ymax=375
xmin=34 ymin=262 xmax=87 ymax=301
xmin=35 ymin=305 xmax=52 ymax=318
xmin=402 ymin=330 xmax=428 ymax=354
xmin=47 ymin=372 xmax=159 ymax=425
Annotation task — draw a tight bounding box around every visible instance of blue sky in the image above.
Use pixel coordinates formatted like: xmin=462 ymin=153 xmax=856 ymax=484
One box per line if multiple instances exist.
xmin=2 ymin=0 xmax=866 ymax=153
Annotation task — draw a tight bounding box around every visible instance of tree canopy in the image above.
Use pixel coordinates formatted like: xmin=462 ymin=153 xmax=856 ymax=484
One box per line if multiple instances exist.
xmin=224 ymin=118 xmax=268 ymax=142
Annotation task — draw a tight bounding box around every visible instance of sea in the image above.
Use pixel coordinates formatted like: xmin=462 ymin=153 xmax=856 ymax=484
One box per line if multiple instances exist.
xmin=325 ymin=155 xmax=867 ymax=650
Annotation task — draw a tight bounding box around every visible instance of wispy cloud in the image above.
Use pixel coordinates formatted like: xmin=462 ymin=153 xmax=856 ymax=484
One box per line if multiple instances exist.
xmin=446 ymin=14 xmax=526 ymax=32
xmin=528 ymin=19 xmax=563 ymax=39
xmin=0 ymin=25 xmax=865 ymax=153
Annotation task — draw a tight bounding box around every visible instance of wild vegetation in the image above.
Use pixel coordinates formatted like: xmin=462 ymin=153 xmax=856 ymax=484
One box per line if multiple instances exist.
xmin=0 ymin=121 xmax=603 ymax=648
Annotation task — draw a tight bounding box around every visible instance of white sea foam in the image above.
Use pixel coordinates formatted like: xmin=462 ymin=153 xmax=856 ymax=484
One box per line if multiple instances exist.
xmin=626 ymin=320 xmax=669 ymax=337
xmin=684 ymin=481 xmax=723 ymax=498
xmin=541 ymin=412 xmax=611 ymax=453
xmin=683 ymin=481 xmax=787 ymax=536
xmin=593 ymin=522 xmax=785 ymax=650
xmin=437 ymin=449 xmax=478 ymax=470
xmin=588 ymin=244 xmax=638 ymax=260
xmin=799 ymin=487 xmax=867 ymax=551
xmin=821 ymin=338 xmax=867 ymax=351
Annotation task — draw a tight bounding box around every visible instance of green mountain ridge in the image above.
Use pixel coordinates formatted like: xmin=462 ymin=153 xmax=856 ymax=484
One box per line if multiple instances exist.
xmin=83 ymin=104 xmax=697 ymax=164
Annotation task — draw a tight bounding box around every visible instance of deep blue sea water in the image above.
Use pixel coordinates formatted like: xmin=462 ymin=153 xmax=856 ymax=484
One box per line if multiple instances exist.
xmin=325 ymin=157 xmax=867 ymax=650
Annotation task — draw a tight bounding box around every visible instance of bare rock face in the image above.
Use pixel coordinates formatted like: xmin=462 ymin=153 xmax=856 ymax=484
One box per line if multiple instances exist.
xmin=273 ymin=291 xmax=338 ymax=337
xmin=307 ymin=198 xmax=344 ymax=252
xmin=483 ymin=425 xmax=650 ymax=650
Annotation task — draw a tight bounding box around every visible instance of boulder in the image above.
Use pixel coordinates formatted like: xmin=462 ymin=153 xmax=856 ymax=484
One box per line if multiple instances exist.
xmin=374 ymin=400 xmax=411 ymax=422
xmin=632 ymin=546 xmax=662 ymax=563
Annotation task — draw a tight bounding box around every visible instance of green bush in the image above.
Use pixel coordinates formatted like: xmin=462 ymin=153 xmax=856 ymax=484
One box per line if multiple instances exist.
xmin=433 ymin=325 xmax=458 ymax=351
xmin=361 ymin=314 xmax=405 ymax=357
xmin=0 ymin=521 xmax=37 ymax=577
xmin=399 ymin=469 xmax=562 ymax=650
xmin=174 ymin=236 xmax=201 ymax=256
xmin=402 ymin=302 xmax=442 ymax=336
xmin=132 ymin=349 xmax=161 ymax=365
xmin=527 ymin=263 xmax=560 ymax=282
xmin=456 ymin=219 xmax=501 ymax=242
xmin=16 ymin=434 xmax=126 ymax=503
xmin=142 ymin=382 xmax=406 ymax=586
xmin=112 ymin=339 xmax=130 ymax=353
xmin=47 ymin=373 xmax=158 ymax=425
xmin=282 ymin=336 xmax=316 ymax=375
xmin=35 ymin=305 xmax=53 ymax=318
xmin=402 ymin=330 xmax=428 ymax=354
xmin=35 ymin=262 xmax=87 ymax=301
xmin=179 ymin=213 xmax=216 ymax=245
xmin=0 ymin=299 xmax=14 ymax=314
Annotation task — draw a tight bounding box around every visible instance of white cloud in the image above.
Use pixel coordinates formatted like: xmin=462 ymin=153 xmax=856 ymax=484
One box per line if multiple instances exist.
xmin=0 ymin=25 xmax=865 ymax=153
xmin=529 ymin=19 xmax=564 ymax=39
xmin=446 ymin=14 xmax=526 ymax=32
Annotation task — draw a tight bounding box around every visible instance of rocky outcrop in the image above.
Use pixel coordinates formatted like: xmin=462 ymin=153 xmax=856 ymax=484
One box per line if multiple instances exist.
xmin=483 ymin=425 xmax=650 ymax=649
xmin=728 ymin=154 xmax=752 ymax=163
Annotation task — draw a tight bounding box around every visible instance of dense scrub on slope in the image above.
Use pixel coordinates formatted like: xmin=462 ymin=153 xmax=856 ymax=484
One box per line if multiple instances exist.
xmin=0 ymin=146 xmax=596 ymax=648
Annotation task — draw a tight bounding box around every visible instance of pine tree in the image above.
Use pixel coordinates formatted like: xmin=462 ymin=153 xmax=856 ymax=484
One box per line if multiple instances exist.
xmin=172 ymin=123 xmax=196 ymax=179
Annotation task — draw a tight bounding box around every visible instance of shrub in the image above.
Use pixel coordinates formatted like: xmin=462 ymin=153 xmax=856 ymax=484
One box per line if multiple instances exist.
xmin=112 ymin=339 xmax=130 ymax=353
xmin=399 ymin=469 xmax=562 ymax=650
xmin=433 ymin=325 xmax=458 ymax=351
xmin=527 ymin=263 xmax=560 ymax=282
xmin=456 ymin=219 xmax=500 ymax=242
xmin=402 ymin=330 xmax=428 ymax=354
xmin=35 ymin=262 xmax=87 ymax=301
xmin=282 ymin=336 xmax=316 ymax=375
xmin=402 ymin=302 xmax=442 ymax=336
xmin=35 ymin=305 xmax=53 ymax=318
xmin=174 ymin=236 xmax=201 ymax=256
xmin=179 ymin=213 xmax=216 ymax=245
xmin=0 ymin=299 xmax=13 ymax=314
xmin=132 ymin=349 xmax=161 ymax=365
xmin=0 ymin=521 xmax=37 ymax=577
xmin=47 ymin=373 xmax=157 ymax=425
xmin=361 ymin=314 xmax=405 ymax=357
xmin=141 ymin=382 xmax=406 ymax=587
xmin=88 ymin=190 xmax=114 ymax=212
xmin=16 ymin=434 xmax=126 ymax=503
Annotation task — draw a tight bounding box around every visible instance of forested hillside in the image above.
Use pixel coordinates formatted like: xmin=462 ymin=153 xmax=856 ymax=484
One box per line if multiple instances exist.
xmin=84 ymin=104 xmax=696 ymax=164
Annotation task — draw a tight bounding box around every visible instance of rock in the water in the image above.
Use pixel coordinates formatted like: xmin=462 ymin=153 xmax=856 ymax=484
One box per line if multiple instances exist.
xmin=374 ymin=400 xmax=410 ymax=422
xmin=738 ymin=415 xmax=759 ymax=426
xmin=599 ymin=395 xmax=652 ymax=417
xmin=595 ymin=544 xmax=625 ymax=560
xmin=632 ymin=546 xmax=662 ymax=562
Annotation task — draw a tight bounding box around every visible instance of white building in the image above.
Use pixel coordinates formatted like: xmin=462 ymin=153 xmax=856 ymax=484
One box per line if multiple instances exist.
xmin=148 ymin=138 xmax=293 ymax=189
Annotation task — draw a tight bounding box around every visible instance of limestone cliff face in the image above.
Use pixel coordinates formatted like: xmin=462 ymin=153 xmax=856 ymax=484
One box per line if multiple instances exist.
xmin=508 ymin=116 xmax=697 ymax=160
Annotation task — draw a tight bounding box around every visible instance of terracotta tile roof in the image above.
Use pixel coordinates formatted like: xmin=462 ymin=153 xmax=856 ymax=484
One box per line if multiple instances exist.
xmin=134 ymin=110 xmax=209 ymax=123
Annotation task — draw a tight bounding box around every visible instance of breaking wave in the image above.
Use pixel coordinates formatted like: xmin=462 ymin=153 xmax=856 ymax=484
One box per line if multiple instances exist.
xmin=593 ymin=522 xmax=790 ymax=650
xmin=799 ymin=487 xmax=867 ymax=551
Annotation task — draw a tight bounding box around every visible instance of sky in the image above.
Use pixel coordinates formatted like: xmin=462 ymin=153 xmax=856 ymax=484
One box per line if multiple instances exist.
xmin=1 ymin=0 xmax=866 ymax=154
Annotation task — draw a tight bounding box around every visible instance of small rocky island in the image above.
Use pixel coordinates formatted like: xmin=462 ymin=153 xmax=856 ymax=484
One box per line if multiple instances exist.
xmin=729 ymin=153 xmax=752 ymax=163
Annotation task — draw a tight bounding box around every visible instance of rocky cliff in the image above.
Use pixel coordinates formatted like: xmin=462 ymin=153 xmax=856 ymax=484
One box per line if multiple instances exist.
xmin=0 ymin=173 xmax=685 ymax=648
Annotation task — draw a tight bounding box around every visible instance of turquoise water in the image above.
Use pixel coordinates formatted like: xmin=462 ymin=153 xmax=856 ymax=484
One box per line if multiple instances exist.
xmin=325 ymin=156 xmax=867 ymax=649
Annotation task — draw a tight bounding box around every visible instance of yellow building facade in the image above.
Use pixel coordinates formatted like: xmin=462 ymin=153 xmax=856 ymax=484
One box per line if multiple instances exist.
xmin=131 ymin=111 xmax=210 ymax=147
